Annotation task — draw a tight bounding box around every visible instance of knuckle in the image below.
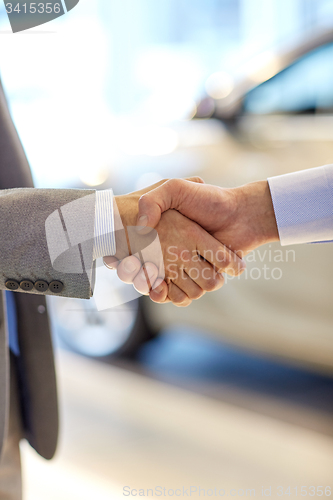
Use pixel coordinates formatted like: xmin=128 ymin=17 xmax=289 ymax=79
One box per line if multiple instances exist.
xmin=225 ymin=263 xmax=242 ymax=276
xmin=189 ymin=176 xmax=204 ymax=184
xmin=231 ymin=266 xmax=242 ymax=276
xmin=172 ymin=293 xmax=192 ymax=307
xmin=168 ymin=285 xmax=186 ymax=305
xmin=133 ymin=276 xmax=150 ymax=295
xmin=174 ymin=297 xmax=192 ymax=307
xmin=139 ymin=193 xmax=148 ymax=206
xmin=190 ymin=289 xmax=204 ymax=300
xmin=218 ymin=250 xmax=231 ymax=270
xmin=168 ymin=178 xmax=183 ymax=192
xmin=218 ymin=273 xmax=225 ymax=286
xmin=150 ymin=292 xmax=166 ymax=304
xmin=204 ymin=277 xmax=219 ymax=292
xmin=172 ymin=294 xmax=186 ymax=305
xmin=117 ymin=269 xmax=132 ymax=284
xmin=236 ymin=262 xmax=246 ymax=276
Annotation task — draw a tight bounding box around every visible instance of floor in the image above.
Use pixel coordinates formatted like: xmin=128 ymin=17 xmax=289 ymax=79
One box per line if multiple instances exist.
xmin=21 ymin=331 xmax=333 ymax=500
xmin=129 ymin=330 xmax=333 ymax=437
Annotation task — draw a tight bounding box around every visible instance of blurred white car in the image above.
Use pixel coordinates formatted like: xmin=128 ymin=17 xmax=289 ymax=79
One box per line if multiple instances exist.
xmin=53 ymin=29 xmax=333 ymax=373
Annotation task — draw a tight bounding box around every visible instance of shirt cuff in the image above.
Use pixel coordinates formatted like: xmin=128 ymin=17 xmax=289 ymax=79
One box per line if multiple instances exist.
xmin=268 ymin=165 xmax=333 ymax=246
xmin=93 ymin=189 xmax=116 ymax=260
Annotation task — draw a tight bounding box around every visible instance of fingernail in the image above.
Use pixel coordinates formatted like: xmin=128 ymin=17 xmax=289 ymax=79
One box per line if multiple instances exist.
xmin=104 ymin=262 xmax=115 ymax=269
xmin=146 ymin=267 xmax=156 ymax=281
xmin=154 ymin=283 xmax=164 ymax=294
xmin=123 ymin=259 xmax=138 ymax=273
xmin=140 ymin=266 xmax=155 ymax=283
xmin=136 ymin=215 xmax=148 ymax=232
xmin=103 ymin=257 xmax=116 ymax=269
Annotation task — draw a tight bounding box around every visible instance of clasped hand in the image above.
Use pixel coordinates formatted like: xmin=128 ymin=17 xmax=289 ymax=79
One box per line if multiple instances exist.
xmin=104 ymin=178 xmax=246 ymax=307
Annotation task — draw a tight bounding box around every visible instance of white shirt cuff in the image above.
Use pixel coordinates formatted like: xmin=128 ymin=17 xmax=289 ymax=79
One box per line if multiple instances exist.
xmin=268 ymin=165 xmax=333 ymax=246
xmin=93 ymin=189 xmax=116 ymax=260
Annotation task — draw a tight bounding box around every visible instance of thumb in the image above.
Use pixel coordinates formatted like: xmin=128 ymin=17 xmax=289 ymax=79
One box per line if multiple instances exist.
xmin=136 ymin=178 xmax=202 ymax=230
xmin=136 ymin=183 xmax=171 ymax=231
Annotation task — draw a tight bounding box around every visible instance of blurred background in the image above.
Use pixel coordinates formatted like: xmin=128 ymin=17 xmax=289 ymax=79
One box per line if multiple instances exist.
xmin=1 ymin=0 xmax=333 ymax=498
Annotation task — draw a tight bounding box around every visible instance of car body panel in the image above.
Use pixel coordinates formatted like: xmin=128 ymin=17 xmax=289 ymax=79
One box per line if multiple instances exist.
xmin=145 ymin=31 xmax=333 ymax=373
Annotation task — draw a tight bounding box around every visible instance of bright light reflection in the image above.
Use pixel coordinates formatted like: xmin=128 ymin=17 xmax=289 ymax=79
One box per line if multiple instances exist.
xmin=80 ymin=167 xmax=109 ymax=187
xmin=205 ymin=71 xmax=234 ymax=99
xmin=135 ymin=172 xmax=164 ymax=191
xmin=246 ymin=51 xmax=280 ymax=83
xmin=119 ymin=126 xmax=179 ymax=157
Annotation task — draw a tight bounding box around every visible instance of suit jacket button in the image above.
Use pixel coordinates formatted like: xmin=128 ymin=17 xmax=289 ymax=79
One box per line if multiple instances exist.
xmin=35 ymin=280 xmax=49 ymax=292
xmin=5 ymin=279 xmax=19 ymax=291
xmin=20 ymin=280 xmax=34 ymax=291
xmin=49 ymin=281 xmax=63 ymax=294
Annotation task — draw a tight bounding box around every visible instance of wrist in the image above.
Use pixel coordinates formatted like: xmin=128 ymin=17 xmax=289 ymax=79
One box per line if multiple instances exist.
xmin=114 ymin=194 xmax=139 ymax=228
xmin=235 ymin=180 xmax=279 ymax=249
xmin=113 ymin=194 xmax=140 ymax=258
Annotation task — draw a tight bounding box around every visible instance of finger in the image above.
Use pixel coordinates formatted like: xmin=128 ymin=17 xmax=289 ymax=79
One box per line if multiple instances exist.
xmin=116 ymin=255 xmax=143 ymax=284
xmin=184 ymin=259 xmax=225 ymax=292
xmin=168 ymin=282 xmax=192 ymax=307
xmin=149 ymin=278 xmax=169 ymax=303
xmin=103 ymin=256 xmax=120 ymax=270
xmin=136 ymin=178 xmax=203 ymax=231
xmin=171 ymin=269 xmax=205 ymax=300
xmin=196 ymin=231 xmax=246 ymax=276
xmin=133 ymin=262 xmax=159 ymax=295
xmin=184 ymin=176 xmax=205 ymax=184
xmin=137 ymin=177 xmax=204 ymax=199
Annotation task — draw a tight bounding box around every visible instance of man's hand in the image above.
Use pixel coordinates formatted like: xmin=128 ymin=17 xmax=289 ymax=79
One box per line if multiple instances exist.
xmin=130 ymin=178 xmax=279 ymax=303
xmin=136 ymin=178 xmax=279 ymax=257
xmin=104 ymin=179 xmax=245 ymax=307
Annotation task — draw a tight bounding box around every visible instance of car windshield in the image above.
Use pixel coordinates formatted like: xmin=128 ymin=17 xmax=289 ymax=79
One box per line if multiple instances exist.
xmin=244 ymin=43 xmax=333 ymax=115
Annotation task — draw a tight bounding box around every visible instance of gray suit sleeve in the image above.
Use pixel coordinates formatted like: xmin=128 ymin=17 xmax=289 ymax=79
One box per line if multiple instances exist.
xmin=0 ymin=187 xmax=96 ymax=299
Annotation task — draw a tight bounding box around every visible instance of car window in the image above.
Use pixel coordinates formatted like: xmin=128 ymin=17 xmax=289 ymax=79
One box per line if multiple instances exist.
xmin=244 ymin=43 xmax=333 ymax=114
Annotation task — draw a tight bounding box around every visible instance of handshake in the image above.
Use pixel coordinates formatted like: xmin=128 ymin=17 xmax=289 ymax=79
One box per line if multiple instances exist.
xmin=104 ymin=177 xmax=279 ymax=307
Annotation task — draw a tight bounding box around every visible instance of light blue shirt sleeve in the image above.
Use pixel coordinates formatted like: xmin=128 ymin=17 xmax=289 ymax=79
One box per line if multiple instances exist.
xmin=93 ymin=189 xmax=116 ymax=260
xmin=268 ymin=164 xmax=333 ymax=246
